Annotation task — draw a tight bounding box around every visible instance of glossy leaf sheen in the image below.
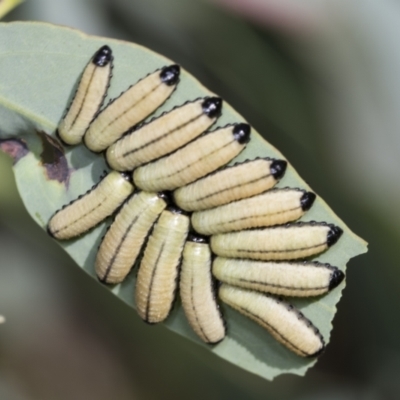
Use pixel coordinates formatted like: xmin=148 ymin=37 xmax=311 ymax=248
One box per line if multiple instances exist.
xmin=0 ymin=22 xmax=367 ymax=380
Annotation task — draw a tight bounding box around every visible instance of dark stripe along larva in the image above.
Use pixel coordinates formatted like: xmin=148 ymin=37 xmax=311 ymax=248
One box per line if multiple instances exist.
xmin=135 ymin=208 xmax=189 ymax=324
xmin=57 ymin=45 xmax=113 ymax=146
xmin=84 ymin=64 xmax=181 ymax=152
xmin=219 ymin=284 xmax=325 ymax=358
xmin=173 ymin=157 xmax=287 ymax=212
xmin=213 ymin=258 xmax=345 ymax=297
xmin=132 ymin=123 xmax=251 ymax=192
xmin=210 ymin=222 xmax=343 ymax=261
xmin=48 ymin=171 xmax=134 ymax=240
xmin=106 ymin=97 xmax=222 ymax=172
xmin=47 ymin=45 xmax=346 ymax=358
xmin=180 ymin=235 xmax=226 ymax=344
xmin=95 ymin=191 xmax=167 ymax=284
xmin=191 ymin=188 xmax=316 ymax=235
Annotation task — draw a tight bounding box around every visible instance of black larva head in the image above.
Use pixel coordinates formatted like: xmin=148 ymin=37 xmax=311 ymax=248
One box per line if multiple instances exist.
xmin=329 ymin=269 xmax=345 ymax=290
xmin=270 ymin=159 xmax=287 ymax=180
xmin=160 ymin=65 xmax=180 ymax=86
xmin=93 ymin=45 xmax=112 ymax=67
xmin=300 ymin=192 xmax=316 ymax=211
xmin=187 ymin=233 xmax=209 ymax=243
xmin=327 ymin=225 xmax=343 ymax=247
xmin=202 ymin=97 xmax=223 ymax=119
xmin=232 ymin=123 xmax=251 ymax=144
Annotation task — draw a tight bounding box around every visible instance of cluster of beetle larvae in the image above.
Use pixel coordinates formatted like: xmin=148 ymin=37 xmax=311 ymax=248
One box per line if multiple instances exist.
xmin=48 ymin=45 xmax=344 ymax=358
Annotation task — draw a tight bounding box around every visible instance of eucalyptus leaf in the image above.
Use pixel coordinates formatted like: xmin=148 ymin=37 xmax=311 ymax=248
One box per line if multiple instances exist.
xmin=0 ymin=21 xmax=367 ymax=381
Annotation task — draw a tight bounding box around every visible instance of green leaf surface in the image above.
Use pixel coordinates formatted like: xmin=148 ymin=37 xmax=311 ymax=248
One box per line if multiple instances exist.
xmin=0 ymin=21 xmax=367 ymax=381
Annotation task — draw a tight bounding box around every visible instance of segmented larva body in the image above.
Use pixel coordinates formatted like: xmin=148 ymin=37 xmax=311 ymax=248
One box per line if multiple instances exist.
xmin=213 ymin=258 xmax=345 ymax=297
xmin=47 ymin=44 xmax=347 ymax=358
xmin=48 ymin=171 xmax=134 ymax=240
xmin=58 ymin=45 xmax=113 ymax=145
xmin=191 ymin=188 xmax=316 ymax=235
xmin=133 ymin=123 xmax=251 ymax=192
xmin=136 ymin=208 xmax=189 ymax=324
xmin=84 ymin=65 xmax=181 ymax=152
xmin=173 ymin=158 xmax=287 ymax=212
xmin=95 ymin=191 xmax=167 ymax=284
xmin=210 ymin=222 xmax=343 ymax=261
xmin=180 ymin=236 xmax=226 ymax=344
xmin=106 ymin=97 xmax=222 ymax=171
xmin=219 ymin=284 xmax=325 ymax=357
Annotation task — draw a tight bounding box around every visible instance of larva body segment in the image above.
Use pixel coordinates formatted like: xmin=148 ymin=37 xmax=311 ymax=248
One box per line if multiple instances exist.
xmin=180 ymin=237 xmax=226 ymax=344
xmin=210 ymin=223 xmax=343 ymax=261
xmin=136 ymin=208 xmax=190 ymax=323
xmin=173 ymin=158 xmax=287 ymax=212
xmin=133 ymin=123 xmax=250 ymax=192
xmin=191 ymin=188 xmax=316 ymax=235
xmin=58 ymin=45 xmax=113 ymax=145
xmin=106 ymin=98 xmax=222 ymax=171
xmin=48 ymin=171 xmax=134 ymax=240
xmin=96 ymin=191 xmax=167 ymax=284
xmin=84 ymin=65 xmax=180 ymax=152
xmin=219 ymin=284 xmax=325 ymax=357
xmin=213 ymin=258 xmax=345 ymax=297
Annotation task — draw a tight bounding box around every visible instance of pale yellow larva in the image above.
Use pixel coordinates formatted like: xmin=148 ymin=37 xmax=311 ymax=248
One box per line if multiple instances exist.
xmin=173 ymin=158 xmax=287 ymax=212
xmin=58 ymin=45 xmax=113 ymax=145
xmin=106 ymin=97 xmax=222 ymax=171
xmin=180 ymin=236 xmax=226 ymax=344
xmin=212 ymin=258 xmax=345 ymax=297
xmin=191 ymin=188 xmax=316 ymax=235
xmin=47 ymin=171 xmax=134 ymax=240
xmin=84 ymin=65 xmax=180 ymax=152
xmin=210 ymin=222 xmax=343 ymax=261
xmin=95 ymin=191 xmax=167 ymax=284
xmin=133 ymin=123 xmax=251 ymax=192
xmin=219 ymin=284 xmax=325 ymax=357
xmin=135 ymin=208 xmax=189 ymax=324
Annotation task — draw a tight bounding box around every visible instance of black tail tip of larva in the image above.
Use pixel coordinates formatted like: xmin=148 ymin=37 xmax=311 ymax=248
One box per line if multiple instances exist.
xmin=187 ymin=233 xmax=209 ymax=244
xmin=160 ymin=64 xmax=181 ymax=86
xmin=233 ymin=123 xmax=251 ymax=144
xmin=327 ymin=225 xmax=343 ymax=247
xmin=270 ymin=159 xmax=287 ymax=180
xmin=93 ymin=45 xmax=113 ymax=67
xmin=329 ymin=269 xmax=345 ymax=290
xmin=202 ymin=97 xmax=223 ymax=119
xmin=301 ymin=191 xmax=316 ymax=211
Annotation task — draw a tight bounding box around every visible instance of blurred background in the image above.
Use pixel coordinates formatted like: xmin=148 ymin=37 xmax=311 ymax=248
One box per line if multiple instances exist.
xmin=1 ymin=0 xmax=399 ymax=399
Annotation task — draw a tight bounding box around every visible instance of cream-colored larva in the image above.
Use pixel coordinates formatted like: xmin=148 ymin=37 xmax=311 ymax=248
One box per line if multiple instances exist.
xmin=106 ymin=97 xmax=222 ymax=171
xmin=84 ymin=65 xmax=180 ymax=152
xmin=219 ymin=284 xmax=325 ymax=357
xmin=210 ymin=222 xmax=343 ymax=261
xmin=58 ymin=45 xmax=113 ymax=145
xmin=180 ymin=237 xmax=226 ymax=344
xmin=212 ymin=258 xmax=345 ymax=297
xmin=47 ymin=171 xmax=134 ymax=240
xmin=95 ymin=191 xmax=167 ymax=284
xmin=173 ymin=158 xmax=287 ymax=212
xmin=135 ymin=208 xmax=189 ymax=323
xmin=191 ymin=188 xmax=316 ymax=235
xmin=133 ymin=123 xmax=251 ymax=192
